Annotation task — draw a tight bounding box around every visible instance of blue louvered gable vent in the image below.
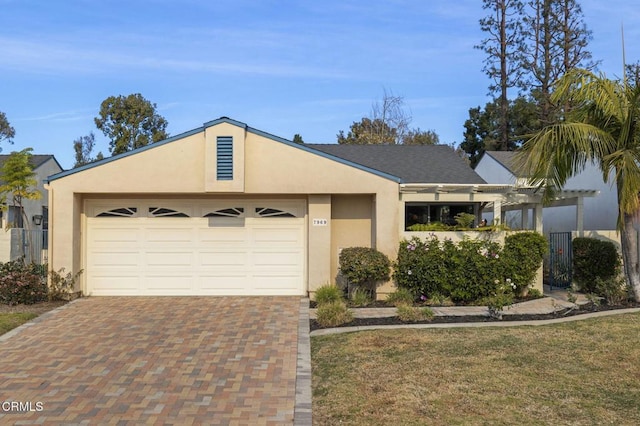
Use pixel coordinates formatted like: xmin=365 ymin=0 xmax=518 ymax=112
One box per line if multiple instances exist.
xmin=216 ymin=136 xmax=233 ymax=180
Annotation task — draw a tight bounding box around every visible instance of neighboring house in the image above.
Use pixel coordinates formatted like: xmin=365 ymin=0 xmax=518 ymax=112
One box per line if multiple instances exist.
xmin=0 ymin=154 xmax=63 ymax=263
xmin=47 ymin=117 xmax=544 ymax=298
xmin=475 ymin=151 xmax=609 ymax=235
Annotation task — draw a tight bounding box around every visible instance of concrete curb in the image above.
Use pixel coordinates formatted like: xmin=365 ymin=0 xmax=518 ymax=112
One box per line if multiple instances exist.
xmin=294 ymin=298 xmax=313 ymax=425
xmin=310 ymin=307 xmax=640 ymax=337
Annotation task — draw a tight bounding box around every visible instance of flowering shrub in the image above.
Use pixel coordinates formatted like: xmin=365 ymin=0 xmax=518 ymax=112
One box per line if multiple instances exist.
xmin=484 ymin=279 xmax=517 ymax=319
xmin=501 ymin=232 xmax=547 ymax=295
xmin=394 ymin=232 xmax=546 ymax=304
xmin=0 ymin=260 xmax=48 ymax=305
xmin=395 ymin=235 xmax=503 ymax=302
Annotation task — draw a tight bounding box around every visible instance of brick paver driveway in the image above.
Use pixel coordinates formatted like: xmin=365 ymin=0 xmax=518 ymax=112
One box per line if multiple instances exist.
xmin=0 ymin=297 xmax=301 ymax=425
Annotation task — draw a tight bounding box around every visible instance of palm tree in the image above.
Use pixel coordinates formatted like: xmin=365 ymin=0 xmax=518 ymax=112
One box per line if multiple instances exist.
xmin=517 ymin=68 xmax=640 ymax=301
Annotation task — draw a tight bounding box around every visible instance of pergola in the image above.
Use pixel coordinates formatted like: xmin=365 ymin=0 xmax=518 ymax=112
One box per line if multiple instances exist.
xmin=399 ymin=184 xmax=599 ymax=234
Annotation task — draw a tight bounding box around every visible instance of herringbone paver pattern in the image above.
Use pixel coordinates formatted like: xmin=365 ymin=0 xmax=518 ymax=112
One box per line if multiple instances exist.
xmin=0 ymin=297 xmax=299 ymax=425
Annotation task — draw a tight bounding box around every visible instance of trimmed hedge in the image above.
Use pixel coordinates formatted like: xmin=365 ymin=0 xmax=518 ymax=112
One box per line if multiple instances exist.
xmin=339 ymin=247 xmax=391 ymax=289
xmin=394 ymin=232 xmax=546 ymax=303
xmin=573 ymin=237 xmax=621 ymax=293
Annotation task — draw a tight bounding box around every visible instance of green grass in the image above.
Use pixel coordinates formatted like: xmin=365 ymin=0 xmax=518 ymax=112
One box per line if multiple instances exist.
xmin=0 ymin=312 xmax=38 ymax=335
xmin=312 ymin=313 xmax=640 ymax=425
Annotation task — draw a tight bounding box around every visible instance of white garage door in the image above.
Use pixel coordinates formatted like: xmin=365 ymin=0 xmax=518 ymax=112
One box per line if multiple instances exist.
xmin=85 ymin=200 xmax=305 ymax=296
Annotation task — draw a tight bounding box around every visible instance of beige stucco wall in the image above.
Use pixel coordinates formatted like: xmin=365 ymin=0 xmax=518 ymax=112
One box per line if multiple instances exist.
xmin=308 ymin=195 xmax=332 ymax=291
xmin=330 ymin=194 xmax=374 ymax=286
xmin=47 ymin=121 xmax=401 ymax=295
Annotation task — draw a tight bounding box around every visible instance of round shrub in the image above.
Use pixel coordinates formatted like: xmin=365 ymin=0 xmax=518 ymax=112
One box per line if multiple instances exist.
xmin=573 ymin=237 xmax=621 ymax=293
xmin=385 ymin=287 xmax=415 ymax=306
xmin=339 ymin=247 xmax=391 ymax=289
xmin=501 ymin=232 xmax=547 ymax=294
xmin=314 ymin=284 xmax=344 ymax=306
xmin=0 ymin=260 xmax=48 ymax=305
xmin=315 ymin=301 xmax=353 ymax=328
xmin=396 ymin=305 xmax=434 ymax=322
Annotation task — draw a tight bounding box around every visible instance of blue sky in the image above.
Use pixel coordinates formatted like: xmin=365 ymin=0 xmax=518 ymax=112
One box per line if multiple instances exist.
xmin=1 ymin=0 xmax=639 ymax=169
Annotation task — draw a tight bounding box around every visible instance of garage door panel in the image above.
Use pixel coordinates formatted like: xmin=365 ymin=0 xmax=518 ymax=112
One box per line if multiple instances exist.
xmin=198 ymin=228 xmax=247 ymax=245
xmin=145 ymin=227 xmax=194 ymax=244
xmin=253 ymin=250 xmax=303 ymax=267
xmin=86 ymin=200 xmax=305 ymax=296
xmin=90 ymin=251 xmax=141 ymax=267
xmin=248 ymin=274 xmax=304 ymax=295
xmin=89 ymin=228 xmax=141 ymax=246
xmin=91 ymin=276 xmax=140 ymax=295
xmin=251 ymin=226 xmax=303 ymax=245
xmin=145 ymin=251 xmax=194 ymax=267
xmin=144 ymin=274 xmax=195 ymax=292
xmin=199 ymin=251 xmax=247 ymax=267
xmin=199 ymin=274 xmax=249 ymax=292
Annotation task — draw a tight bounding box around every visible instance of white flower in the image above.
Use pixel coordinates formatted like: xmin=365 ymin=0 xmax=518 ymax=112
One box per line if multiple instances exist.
xmin=407 ymin=270 xmax=412 ymax=275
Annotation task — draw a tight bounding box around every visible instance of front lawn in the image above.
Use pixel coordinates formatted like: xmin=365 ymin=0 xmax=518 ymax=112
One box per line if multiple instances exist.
xmin=312 ymin=313 xmax=640 ymax=425
xmin=0 ymin=301 xmax=67 ymax=335
xmin=0 ymin=312 xmax=38 ymax=335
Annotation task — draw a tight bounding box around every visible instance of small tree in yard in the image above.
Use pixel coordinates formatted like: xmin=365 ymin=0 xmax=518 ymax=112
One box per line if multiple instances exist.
xmin=0 ymin=148 xmax=41 ymax=229
xmin=339 ymin=247 xmax=391 ymax=298
xmin=0 ymin=148 xmax=41 ymax=263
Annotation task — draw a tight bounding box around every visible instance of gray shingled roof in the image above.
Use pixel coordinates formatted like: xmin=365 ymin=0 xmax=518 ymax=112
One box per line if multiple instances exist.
xmin=307 ymin=144 xmax=486 ymax=184
xmin=0 ymin=154 xmax=58 ymax=170
xmin=483 ymin=151 xmax=525 ymax=176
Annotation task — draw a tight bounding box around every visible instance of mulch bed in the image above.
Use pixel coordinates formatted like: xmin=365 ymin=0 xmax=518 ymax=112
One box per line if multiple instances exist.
xmin=310 ymin=301 xmax=640 ymax=331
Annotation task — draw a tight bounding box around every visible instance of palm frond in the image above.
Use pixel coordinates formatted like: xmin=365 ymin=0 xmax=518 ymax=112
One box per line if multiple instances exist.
xmin=516 ymin=123 xmax=616 ymax=205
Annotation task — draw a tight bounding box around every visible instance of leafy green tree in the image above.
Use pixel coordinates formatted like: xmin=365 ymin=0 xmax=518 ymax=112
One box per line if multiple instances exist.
xmin=338 ymin=117 xmax=398 ymax=145
xmin=0 ymin=148 xmax=41 ymax=229
xmin=626 ymin=61 xmax=640 ymax=88
xmin=517 ymin=68 xmax=640 ymax=301
xmin=0 ymin=111 xmax=16 ymax=149
xmin=73 ymin=132 xmax=104 ymax=168
xmin=292 ymin=134 xmax=304 ymax=144
xmin=402 ymin=128 xmax=440 ymax=145
xmin=95 ymin=93 xmax=169 ymax=155
xmin=461 ymin=96 xmax=540 ymax=166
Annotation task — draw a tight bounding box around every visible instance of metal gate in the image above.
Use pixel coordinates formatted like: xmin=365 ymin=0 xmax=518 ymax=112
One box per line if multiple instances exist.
xmin=549 ymin=232 xmax=572 ymax=289
xmin=11 ymin=229 xmax=48 ymax=265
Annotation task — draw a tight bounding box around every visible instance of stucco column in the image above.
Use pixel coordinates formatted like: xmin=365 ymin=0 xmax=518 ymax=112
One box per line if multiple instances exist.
xmin=493 ymin=200 xmax=502 ymax=226
xmin=576 ymin=197 xmax=584 ymax=237
xmin=521 ymin=205 xmax=529 ymax=230
xmin=534 ymin=202 xmax=543 ymax=234
xmin=307 ymin=195 xmax=332 ymax=296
